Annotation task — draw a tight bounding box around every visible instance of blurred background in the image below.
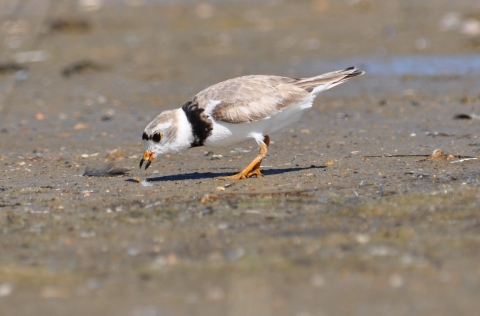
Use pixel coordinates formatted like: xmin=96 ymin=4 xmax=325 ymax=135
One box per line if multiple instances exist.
xmin=1 ymin=0 xmax=480 ymax=120
xmin=1 ymin=1 xmax=480 ymax=316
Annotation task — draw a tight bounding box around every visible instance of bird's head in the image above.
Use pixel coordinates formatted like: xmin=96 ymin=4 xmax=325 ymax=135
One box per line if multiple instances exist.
xmin=139 ymin=109 xmax=193 ymax=170
xmin=140 ymin=110 xmax=175 ymax=170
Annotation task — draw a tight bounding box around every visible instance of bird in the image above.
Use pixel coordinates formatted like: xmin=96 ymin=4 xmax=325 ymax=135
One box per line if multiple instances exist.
xmin=140 ymin=67 xmax=364 ymax=180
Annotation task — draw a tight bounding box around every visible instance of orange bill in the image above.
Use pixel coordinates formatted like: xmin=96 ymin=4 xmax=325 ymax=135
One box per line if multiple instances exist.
xmin=139 ymin=151 xmax=155 ymax=170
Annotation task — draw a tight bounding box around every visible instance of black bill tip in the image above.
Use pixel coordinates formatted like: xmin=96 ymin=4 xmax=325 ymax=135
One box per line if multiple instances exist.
xmin=144 ymin=159 xmax=152 ymax=170
xmin=139 ymin=158 xmax=144 ymax=168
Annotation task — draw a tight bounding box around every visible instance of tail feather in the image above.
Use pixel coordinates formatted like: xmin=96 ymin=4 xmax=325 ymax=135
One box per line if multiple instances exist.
xmin=295 ymin=67 xmax=365 ymax=95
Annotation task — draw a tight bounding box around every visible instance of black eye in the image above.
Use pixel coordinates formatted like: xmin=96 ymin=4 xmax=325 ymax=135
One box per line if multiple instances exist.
xmin=142 ymin=132 xmax=148 ymax=140
xmin=152 ymin=131 xmax=162 ymax=142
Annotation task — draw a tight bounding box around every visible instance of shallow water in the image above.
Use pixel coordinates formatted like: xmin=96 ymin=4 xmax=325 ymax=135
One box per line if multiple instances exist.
xmin=298 ymin=54 xmax=480 ymax=76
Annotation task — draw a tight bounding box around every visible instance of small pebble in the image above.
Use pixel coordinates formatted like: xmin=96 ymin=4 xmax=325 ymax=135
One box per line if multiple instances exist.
xmin=73 ymin=123 xmax=89 ymax=130
xmin=356 ymin=234 xmax=370 ymax=244
xmin=225 ymin=247 xmax=245 ymax=261
xmin=0 ymin=283 xmax=13 ymax=297
xmin=201 ymin=193 xmax=219 ymax=203
xmin=428 ymin=148 xmax=445 ymax=160
xmin=389 ymin=274 xmax=404 ymax=288
xmin=310 ymin=273 xmax=325 ymax=288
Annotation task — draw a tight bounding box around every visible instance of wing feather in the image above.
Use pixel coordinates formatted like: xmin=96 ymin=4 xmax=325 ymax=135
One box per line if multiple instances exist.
xmin=194 ymin=76 xmax=310 ymax=124
xmin=190 ymin=68 xmax=364 ymax=124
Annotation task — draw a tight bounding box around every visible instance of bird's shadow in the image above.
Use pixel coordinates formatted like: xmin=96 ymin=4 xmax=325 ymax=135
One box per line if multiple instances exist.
xmin=138 ymin=165 xmax=326 ymax=182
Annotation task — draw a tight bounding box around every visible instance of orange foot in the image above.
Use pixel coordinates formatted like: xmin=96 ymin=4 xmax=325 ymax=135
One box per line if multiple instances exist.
xmin=217 ymin=135 xmax=269 ymax=180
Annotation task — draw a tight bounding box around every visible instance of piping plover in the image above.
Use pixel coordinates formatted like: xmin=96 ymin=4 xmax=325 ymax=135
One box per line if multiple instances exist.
xmin=140 ymin=67 xmax=364 ymax=179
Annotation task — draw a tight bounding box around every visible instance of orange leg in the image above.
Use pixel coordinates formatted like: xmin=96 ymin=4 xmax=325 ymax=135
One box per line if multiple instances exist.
xmin=219 ymin=135 xmax=270 ymax=180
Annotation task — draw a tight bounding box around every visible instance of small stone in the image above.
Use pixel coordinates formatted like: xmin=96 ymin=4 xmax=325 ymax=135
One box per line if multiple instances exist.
xmin=74 ymin=123 xmax=89 ymax=130
xmin=389 ymin=274 xmax=404 ymax=288
xmin=355 ymin=234 xmax=370 ymax=244
xmin=0 ymin=283 xmax=13 ymax=297
xmin=324 ymin=160 xmax=334 ymax=166
xmin=201 ymin=193 xmax=219 ymax=203
xmin=428 ymin=148 xmax=445 ymax=160
xmin=217 ymin=222 xmax=229 ymax=230
xmin=225 ymin=247 xmax=245 ymax=261
xmin=216 ymin=186 xmax=225 ymax=191
xmin=461 ymin=19 xmax=480 ymax=36
xmin=166 ymin=253 xmax=178 ymax=265
xmin=127 ymin=247 xmax=139 ymax=256
xmin=310 ymin=273 xmax=325 ymax=288
xmin=439 ymin=12 xmax=460 ymax=31
xmin=105 ymin=149 xmax=122 ymax=159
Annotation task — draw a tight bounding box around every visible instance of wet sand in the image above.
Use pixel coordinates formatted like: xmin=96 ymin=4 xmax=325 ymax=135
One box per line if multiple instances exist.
xmin=1 ymin=0 xmax=480 ymax=315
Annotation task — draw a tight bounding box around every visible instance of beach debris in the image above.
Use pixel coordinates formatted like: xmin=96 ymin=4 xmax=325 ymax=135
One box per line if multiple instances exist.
xmin=428 ymin=148 xmax=445 ymax=160
xmin=74 ymin=123 xmax=89 ymax=130
xmin=224 ymin=247 xmax=245 ymax=261
xmin=286 ymin=153 xmax=303 ymax=165
xmin=83 ymin=163 xmax=131 ymax=177
xmin=428 ymin=149 xmax=455 ymax=161
xmin=0 ymin=62 xmax=26 ymax=75
xmin=0 ymin=283 xmax=13 ymax=297
xmin=79 ymin=0 xmax=102 ymax=11
xmin=141 ymin=180 xmax=154 ymax=187
xmin=311 ymin=274 xmax=326 ymax=288
xmin=201 ymin=193 xmax=219 ymax=203
xmin=101 ymin=109 xmax=115 ymax=121
xmin=450 ymin=157 xmax=478 ymax=164
xmin=453 ymin=113 xmax=480 ymax=120
xmin=365 ymin=149 xmax=475 ymax=162
xmin=47 ymin=18 xmax=91 ymax=33
xmin=80 ymin=153 xmax=99 ymax=158
xmin=461 ymin=19 xmax=480 ymax=36
xmin=230 ymin=147 xmax=252 ymax=153
xmin=324 ymin=160 xmax=334 ymax=166
xmin=439 ymin=12 xmax=461 ymax=31
xmin=389 ymin=274 xmax=404 ymax=288
xmin=104 ymin=149 xmax=123 ymax=160
xmin=61 ymin=59 xmax=105 ymax=78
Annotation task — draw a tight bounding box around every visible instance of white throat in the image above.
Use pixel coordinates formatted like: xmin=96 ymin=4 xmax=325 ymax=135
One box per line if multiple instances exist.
xmin=171 ymin=108 xmax=195 ymax=152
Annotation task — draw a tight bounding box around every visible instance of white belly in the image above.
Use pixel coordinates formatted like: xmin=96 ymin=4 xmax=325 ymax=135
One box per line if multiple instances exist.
xmin=204 ymin=98 xmax=313 ymax=147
